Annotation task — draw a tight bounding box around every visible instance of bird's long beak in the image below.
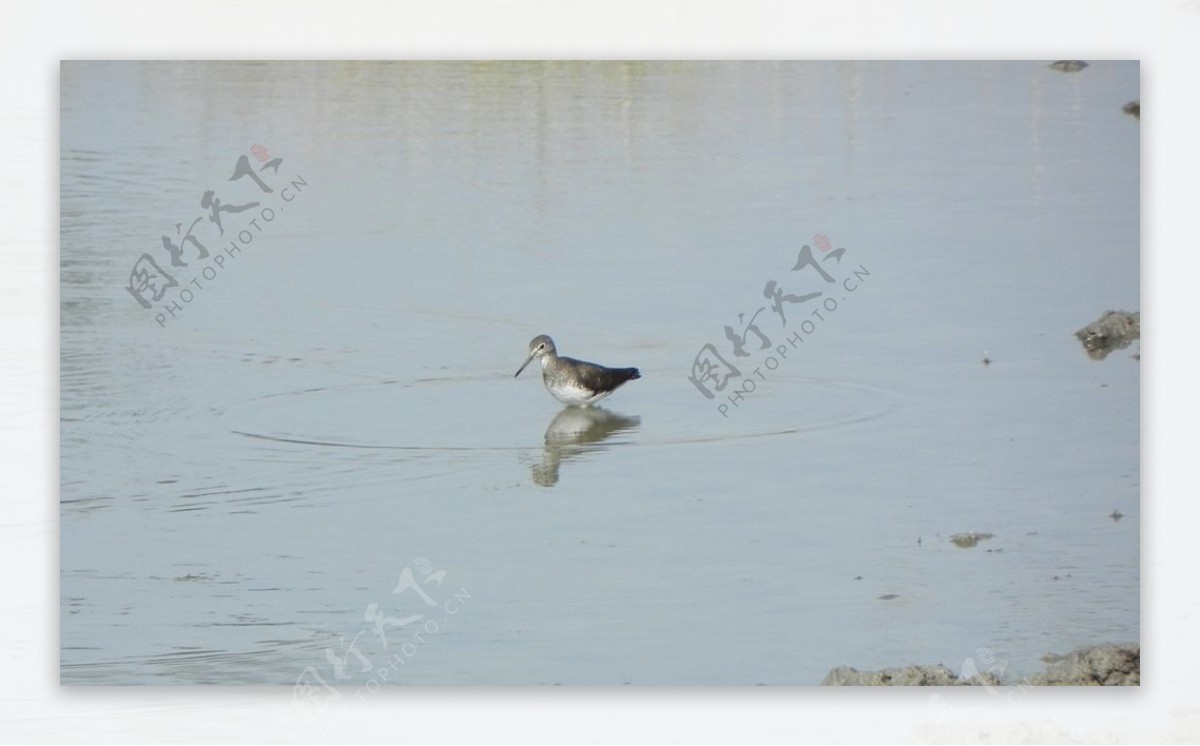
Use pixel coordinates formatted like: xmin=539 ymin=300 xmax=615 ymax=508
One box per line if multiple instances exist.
xmin=514 ymin=352 xmax=536 ymax=378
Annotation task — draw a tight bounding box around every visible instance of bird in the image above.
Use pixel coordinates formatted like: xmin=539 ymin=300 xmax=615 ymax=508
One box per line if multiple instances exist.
xmin=514 ymin=335 xmax=640 ymax=406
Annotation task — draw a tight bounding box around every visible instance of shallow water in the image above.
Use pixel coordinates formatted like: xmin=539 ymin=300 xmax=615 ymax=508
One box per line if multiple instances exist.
xmin=61 ymin=61 xmax=1139 ymax=686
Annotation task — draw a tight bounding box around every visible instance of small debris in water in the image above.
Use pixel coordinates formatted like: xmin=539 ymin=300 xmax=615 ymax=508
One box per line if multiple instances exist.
xmin=878 ymin=594 xmax=899 ymax=600
xmin=982 ymin=351 xmax=991 ymax=366
xmin=854 ymin=575 xmax=863 ymax=581
xmin=1122 ymin=100 xmax=1140 ymax=119
xmin=1110 ymin=509 xmax=1124 ymax=522
xmin=950 ymin=532 xmax=994 ymax=548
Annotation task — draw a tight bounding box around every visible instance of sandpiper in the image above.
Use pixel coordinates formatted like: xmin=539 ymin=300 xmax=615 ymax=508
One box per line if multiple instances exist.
xmin=514 ymin=335 xmax=641 ymax=406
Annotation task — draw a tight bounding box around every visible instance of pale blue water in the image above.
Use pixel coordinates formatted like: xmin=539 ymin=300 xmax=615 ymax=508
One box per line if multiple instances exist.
xmin=61 ymin=61 xmax=1139 ymax=686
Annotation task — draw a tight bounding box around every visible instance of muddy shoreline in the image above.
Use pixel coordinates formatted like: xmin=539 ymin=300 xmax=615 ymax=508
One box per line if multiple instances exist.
xmin=822 ymin=643 xmax=1139 ymax=686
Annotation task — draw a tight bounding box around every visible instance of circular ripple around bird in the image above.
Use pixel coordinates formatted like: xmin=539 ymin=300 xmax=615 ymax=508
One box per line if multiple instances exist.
xmin=215 ymin=371 xmax=903 ymax=456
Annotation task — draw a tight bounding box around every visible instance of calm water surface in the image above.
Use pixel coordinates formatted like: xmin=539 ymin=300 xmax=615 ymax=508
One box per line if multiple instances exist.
xmin=61 ymin=61 xmax=1139 ymax=685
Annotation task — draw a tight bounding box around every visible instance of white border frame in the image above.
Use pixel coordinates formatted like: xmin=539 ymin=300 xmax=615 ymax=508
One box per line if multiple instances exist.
xmin=4 ymin=0 xmax=1190 ymax=741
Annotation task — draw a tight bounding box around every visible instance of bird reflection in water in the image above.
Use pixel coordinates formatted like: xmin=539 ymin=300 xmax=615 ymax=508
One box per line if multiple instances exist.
xmin=530 ymin=407 xmax=640 ymax=487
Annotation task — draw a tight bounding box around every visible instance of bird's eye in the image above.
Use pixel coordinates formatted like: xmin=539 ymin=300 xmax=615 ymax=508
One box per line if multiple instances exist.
xmin=538 ymin=344 xmax=545 ymax=349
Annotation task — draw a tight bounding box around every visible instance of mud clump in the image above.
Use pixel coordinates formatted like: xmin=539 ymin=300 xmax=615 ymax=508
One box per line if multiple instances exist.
xmin=1075 ymin=310 xmax=1140 ymax=360
xmin=950 ymin=532 xmax=994 ymax=548
xmin=1050 ymin=60 xmax=1089 ymax=72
